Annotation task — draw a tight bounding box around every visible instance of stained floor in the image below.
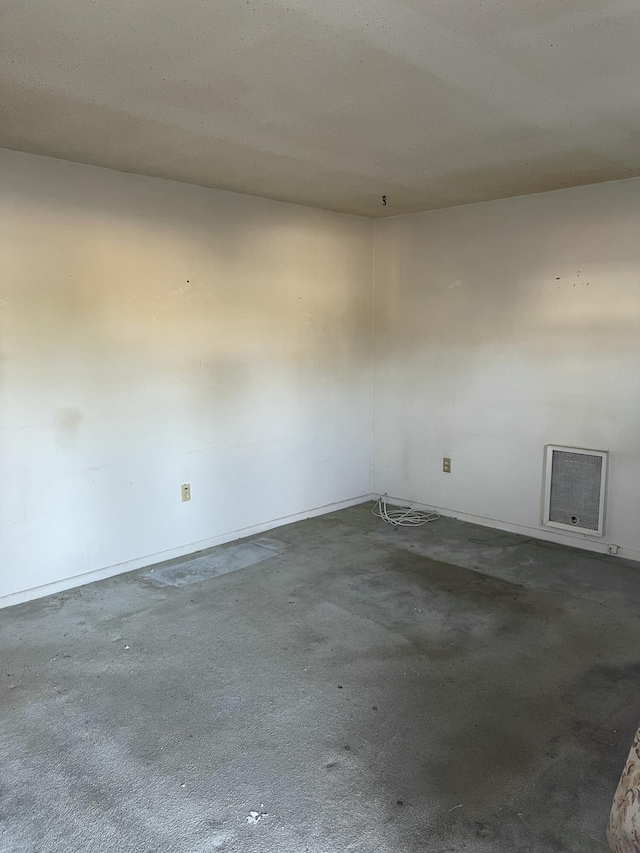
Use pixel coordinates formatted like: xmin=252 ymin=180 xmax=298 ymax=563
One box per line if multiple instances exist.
xmin=2 ymin=504 xmax=639 ymax=852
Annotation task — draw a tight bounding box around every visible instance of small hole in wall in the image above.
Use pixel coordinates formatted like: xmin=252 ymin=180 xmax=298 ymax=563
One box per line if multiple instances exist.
xmin=570 ymin=515 xmax=579 ymax=525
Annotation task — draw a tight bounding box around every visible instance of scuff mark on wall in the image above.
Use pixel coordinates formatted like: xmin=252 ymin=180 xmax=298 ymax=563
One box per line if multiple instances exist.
xmin=150 ymin=279 xmax=205 ymax=321
xmin=53 ymin=408 xmax=83 ymax=449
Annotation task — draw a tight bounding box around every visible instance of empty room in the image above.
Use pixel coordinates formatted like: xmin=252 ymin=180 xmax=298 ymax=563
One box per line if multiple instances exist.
xmin=2 ymin=1 xmax=640 ymax=851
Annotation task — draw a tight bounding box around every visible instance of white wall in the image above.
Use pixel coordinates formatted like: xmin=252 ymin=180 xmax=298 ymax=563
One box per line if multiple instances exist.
xmin=4 ymin=149 xmax=639 ymax=607
xmin=0 ymin=149 xmax=374 ymax=604
xmin=373 ymin=178 xmax=640 ymax=558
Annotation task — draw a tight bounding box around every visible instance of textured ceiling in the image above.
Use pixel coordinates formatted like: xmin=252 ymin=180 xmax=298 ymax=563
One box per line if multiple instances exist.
xmin=2 ymin=0 xmax=640 ymax=217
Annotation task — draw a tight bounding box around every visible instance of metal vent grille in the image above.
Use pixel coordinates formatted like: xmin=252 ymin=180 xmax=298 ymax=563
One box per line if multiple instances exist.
xmin=542 ymin=446 xmax=607 ymax=536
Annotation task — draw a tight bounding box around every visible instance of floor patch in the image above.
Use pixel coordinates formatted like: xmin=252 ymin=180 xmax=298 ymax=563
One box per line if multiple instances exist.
xmin=141 ymin=540 xmax=283 ymax=587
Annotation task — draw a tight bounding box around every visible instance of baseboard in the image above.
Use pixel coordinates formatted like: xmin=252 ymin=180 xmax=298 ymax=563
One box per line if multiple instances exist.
xmin=0 ymin=493 xmax=376 ymax=610
xmin=378 ymin=494 xmax=640 ymax=563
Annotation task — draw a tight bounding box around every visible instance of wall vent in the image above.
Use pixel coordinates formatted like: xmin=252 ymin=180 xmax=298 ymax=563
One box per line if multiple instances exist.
xmin=542 ymin=445 xmax=607 ymax=537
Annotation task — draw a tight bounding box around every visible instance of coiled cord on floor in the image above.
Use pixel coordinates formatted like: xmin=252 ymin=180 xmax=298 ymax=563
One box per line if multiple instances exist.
xmin=372 ymin=495 xmax=439 ymax=527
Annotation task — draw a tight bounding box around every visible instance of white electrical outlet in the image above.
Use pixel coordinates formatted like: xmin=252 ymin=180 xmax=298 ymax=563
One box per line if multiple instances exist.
xmin=181 ymin=483 xmax=191 ymax=502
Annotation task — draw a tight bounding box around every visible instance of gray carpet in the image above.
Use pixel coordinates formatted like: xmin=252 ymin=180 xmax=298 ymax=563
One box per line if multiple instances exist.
xmin=2 ymin=504 xmax=639 ymax=852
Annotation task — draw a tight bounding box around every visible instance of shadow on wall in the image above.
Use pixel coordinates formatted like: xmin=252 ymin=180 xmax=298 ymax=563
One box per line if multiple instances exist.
xmin=0 ymin=156 xmax=373 ymax=595
xmin=372 ymin=190 xmax=640 ymax=541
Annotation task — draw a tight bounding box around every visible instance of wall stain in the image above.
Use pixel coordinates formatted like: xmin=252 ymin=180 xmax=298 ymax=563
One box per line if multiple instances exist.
xmin=53 ymin=408 xmax=83 ymax=449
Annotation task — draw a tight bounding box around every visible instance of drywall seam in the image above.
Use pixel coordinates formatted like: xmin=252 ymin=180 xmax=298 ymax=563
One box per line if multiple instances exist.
xmin=378 ymin=494 xmax=640 ymax=563
xmin=0 ymin=493 xmax=376 ymax=610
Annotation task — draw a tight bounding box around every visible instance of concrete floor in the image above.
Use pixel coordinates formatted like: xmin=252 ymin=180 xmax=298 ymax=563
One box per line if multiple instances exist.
xmin=2 ymin=504 xmax=639 ymax=853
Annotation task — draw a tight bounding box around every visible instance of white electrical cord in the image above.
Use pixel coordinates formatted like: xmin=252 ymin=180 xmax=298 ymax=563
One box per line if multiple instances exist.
xmin=372 ymin=494 xmax=439 ymax=527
